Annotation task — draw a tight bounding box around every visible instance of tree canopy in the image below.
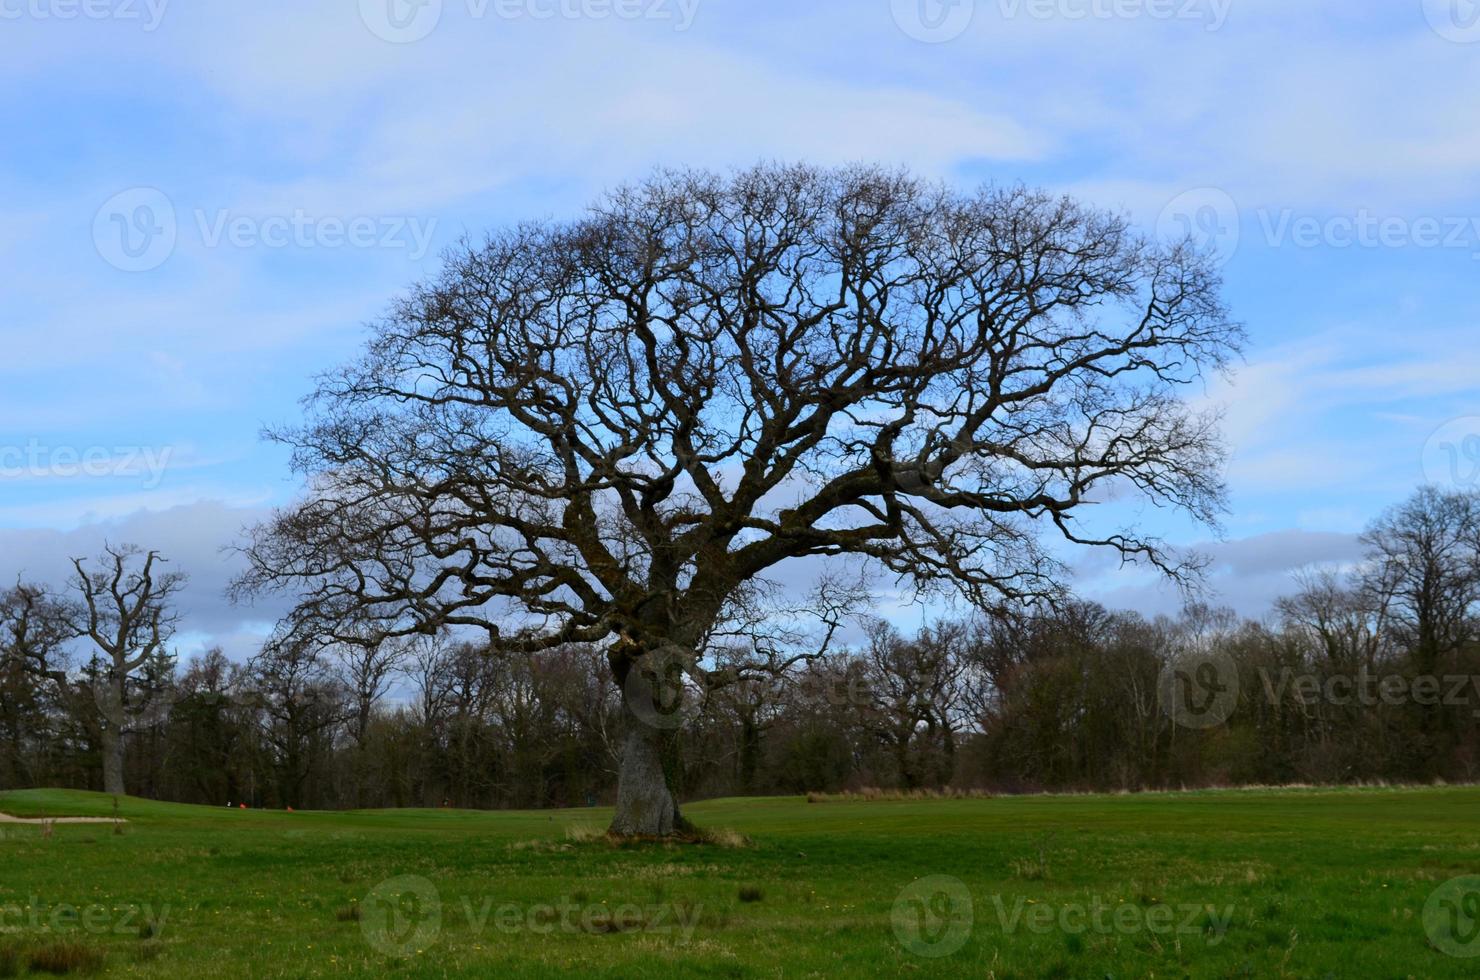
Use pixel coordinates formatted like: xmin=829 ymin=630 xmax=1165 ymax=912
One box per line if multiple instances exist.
xmin=234 ymin=163 xmax=1242 ymax=834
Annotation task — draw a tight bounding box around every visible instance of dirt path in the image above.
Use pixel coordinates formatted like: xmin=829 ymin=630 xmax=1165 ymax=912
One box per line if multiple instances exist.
xmin=0 ymin=812 xmax=124 ymax=825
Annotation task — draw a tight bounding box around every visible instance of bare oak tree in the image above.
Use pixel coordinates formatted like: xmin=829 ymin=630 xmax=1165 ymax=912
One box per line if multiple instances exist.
xmin=234 ymin=164 xmax=1240 ymax=836
xmin=69 ymin=546 xmax=184 ymax=796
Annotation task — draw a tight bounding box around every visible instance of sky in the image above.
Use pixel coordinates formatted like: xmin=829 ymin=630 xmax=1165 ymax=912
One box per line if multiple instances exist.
xmin=3 ymin=0 xmax=1480 ymax=659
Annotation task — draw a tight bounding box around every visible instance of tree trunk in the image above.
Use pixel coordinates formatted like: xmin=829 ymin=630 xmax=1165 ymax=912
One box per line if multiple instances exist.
xmin=739 ymin=714 xmax=761 ymax=794
xmin=99 ymin=673 xmax=128 ymax=797
xmin=605 ymin=640 xmax=696 ymax=838
xmin=100 ymin=725 xmax=126 ymax=796
xmin=608 ymin=699 xmax=684 ymax=837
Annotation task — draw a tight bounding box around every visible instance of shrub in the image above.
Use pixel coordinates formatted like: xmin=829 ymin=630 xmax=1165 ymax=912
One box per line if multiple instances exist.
xmin=26 ymin=941 xmax=105 ymax=976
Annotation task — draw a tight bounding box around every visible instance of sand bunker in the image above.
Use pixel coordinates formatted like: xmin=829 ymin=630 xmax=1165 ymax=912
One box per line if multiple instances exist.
xmin=0 ymin=812 xmax=124 ymax=825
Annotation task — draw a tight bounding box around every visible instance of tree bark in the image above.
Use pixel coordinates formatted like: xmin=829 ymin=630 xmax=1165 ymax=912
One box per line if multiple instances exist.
xmin=98 ymin=672 xmax=129 ymax=797
xmin=100 ymin=725 xmax=125 ymax=796
xmin=739 ymin=713 xmax=761 ymax=794
xmin=608 ymin=699 xmax=683 ymax=837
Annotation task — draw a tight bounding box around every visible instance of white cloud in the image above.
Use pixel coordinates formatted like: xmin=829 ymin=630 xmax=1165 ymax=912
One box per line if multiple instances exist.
xmin=1078 ymin=528 xmax=1365 ymax=619
xmin=0 ymin=501 xmax=286 ymax=659
xmin=1196 ymin=326 xmax=1480 ymax=499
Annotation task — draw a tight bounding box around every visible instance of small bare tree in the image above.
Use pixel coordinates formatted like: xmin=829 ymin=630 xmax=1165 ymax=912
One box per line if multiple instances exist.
xmin=67 ymin=546 xmax=184 ymax=796
xmin=0 ymin=581 xmax=76 ymax=677
xmin=859 ymin=619 xmax=967 ymax=789
xmin=235 ymin=164 xmax=1240 ymax=836
xmin=400 ymin=634 xmax=456 ymax=730
xmin=0 ymin=582 xmax=78 ymax=785
xmin=329 ymin=637 xmax=412 ymax=806
xmin=1277 ymin=567 xmax=1389 ymax=670
xmin=247 ymin=639 xmax=346 ymax=809
xmin=1359 ymin=487 xmax=1480 ymax=675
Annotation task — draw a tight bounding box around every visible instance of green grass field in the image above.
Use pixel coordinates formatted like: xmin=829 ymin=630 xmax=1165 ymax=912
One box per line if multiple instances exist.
xmin=1 ymin=786 xmax=1478 ymax=977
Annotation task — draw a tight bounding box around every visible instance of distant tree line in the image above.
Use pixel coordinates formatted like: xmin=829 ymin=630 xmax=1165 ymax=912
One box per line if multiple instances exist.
xmin=4 ymin=485 xmax=1480 ymax=808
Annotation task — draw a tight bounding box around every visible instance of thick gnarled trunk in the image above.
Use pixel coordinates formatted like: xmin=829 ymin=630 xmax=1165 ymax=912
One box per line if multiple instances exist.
xmin=609 ymin=713 xmax=682 ymax=837
xmin=607 ymin=646 xmax=689 ymax=837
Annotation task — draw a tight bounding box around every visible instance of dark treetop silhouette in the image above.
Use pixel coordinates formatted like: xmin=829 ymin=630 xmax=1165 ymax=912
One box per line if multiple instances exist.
xmin=233 ymin=163 xmax=1241 ymax=836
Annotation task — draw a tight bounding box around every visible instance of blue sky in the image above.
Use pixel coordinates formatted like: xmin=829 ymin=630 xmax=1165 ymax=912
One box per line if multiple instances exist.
xmin=4 ymin=0 xmax=1480 ymax=657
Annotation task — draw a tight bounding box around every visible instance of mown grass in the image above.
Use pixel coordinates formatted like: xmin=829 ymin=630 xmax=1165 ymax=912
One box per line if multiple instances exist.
xmin=0 ymin=785 xmax=1476 ymax=976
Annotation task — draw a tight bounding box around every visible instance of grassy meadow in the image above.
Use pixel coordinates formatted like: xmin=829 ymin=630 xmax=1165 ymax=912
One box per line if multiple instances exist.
xmin=1 ymin=786 xmax=1478 ymax=977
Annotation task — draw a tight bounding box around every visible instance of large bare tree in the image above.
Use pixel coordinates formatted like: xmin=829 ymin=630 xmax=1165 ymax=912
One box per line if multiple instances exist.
xmin=235 ymin=164 xmax=1240 ymax=836
xmin=68 ymin=545 xmax=184 ymax=796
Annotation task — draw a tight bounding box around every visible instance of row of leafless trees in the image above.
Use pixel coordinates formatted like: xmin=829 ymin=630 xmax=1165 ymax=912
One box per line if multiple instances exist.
xmin=4 ymin=485 xmax=1480 ymax=806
